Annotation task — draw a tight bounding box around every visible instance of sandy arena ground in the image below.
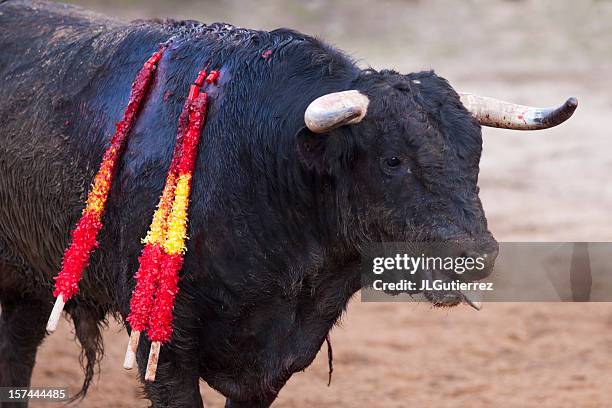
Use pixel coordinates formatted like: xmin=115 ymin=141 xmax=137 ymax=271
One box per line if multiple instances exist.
xmin=25 ymin=0 xmax=612 ymax=406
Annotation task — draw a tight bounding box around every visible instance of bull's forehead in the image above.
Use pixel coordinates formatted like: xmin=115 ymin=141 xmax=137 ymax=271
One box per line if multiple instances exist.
xmin=354 ymin=70 xmax=483 ymax=184
xmin=361 ymin=71 xmax=481 ymax=148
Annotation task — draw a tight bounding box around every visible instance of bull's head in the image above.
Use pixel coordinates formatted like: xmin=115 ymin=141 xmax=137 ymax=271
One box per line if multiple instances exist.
xmin=298 ymin=70 xmax=577 ymax=308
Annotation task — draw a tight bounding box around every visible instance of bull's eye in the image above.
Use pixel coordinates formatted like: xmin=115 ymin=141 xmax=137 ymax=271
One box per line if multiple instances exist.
xmin=380 ymin=155 xmax=409 ymax=176
xmin=385 ymin=156 xmax=401 ymax=167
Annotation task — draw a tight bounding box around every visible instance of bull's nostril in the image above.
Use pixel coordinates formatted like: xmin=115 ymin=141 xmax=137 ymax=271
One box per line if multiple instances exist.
xmin=486 ymin=248 xmax=499 ymax=262
xmin=472 ymin=250 xmax=497 ymax=264
xmin=463 ymin=250 xmax=488 ymax=261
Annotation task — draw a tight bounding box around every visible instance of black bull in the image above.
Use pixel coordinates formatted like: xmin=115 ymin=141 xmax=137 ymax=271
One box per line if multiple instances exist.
xmin=0 ymin=0 xmax=500 ymax=406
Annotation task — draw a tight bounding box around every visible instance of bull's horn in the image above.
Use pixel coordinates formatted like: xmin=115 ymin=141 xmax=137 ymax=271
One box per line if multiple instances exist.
xmin=459 ymin=93 xmax=578 ymax=130
xmin=304 ymin=90 xmax=370 ymax=133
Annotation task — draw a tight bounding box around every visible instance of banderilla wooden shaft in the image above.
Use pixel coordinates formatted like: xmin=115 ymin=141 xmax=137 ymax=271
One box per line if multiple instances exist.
xmin=46 ymin=295 xmax=65 ymax=332
xmin=123 ymin=330 xmax=141 ymax=370
xmin=145 ymin=341 xmax=161 ymax=381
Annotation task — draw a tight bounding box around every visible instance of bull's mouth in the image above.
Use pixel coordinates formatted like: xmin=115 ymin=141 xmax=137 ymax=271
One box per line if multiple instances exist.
xmin=423 ymin=289 xmax=463 ymax=308
xmin=419 ymin=268 xmax=488 ymax=310
xmin=423 ymin=287 xmax=482 ymax=310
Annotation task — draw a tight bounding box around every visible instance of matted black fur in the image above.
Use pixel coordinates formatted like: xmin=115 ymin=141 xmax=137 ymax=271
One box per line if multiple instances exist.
xmin=0 ymin=1 xmax=497 ymax=406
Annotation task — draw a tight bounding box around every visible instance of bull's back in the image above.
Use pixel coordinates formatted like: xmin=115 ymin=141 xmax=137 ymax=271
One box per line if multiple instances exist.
xmin=0 ymin=0 xmax=125 ymax=288
xmin=0 ymin=0 xmax=356 ymax=297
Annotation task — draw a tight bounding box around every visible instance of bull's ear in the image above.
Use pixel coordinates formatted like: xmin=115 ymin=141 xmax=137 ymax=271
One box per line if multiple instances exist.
xmin=296 ymin=126 xmax=329 ymax=172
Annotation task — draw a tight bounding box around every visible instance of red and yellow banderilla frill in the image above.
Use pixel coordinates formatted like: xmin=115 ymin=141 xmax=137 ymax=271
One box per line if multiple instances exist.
xmin=122 ymin=82 xmax=193 ymax=370
xmin=46 ymin=48 xmax=165 ymax=332
xmin=124 ymin=70 xmax=216 ymax=381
